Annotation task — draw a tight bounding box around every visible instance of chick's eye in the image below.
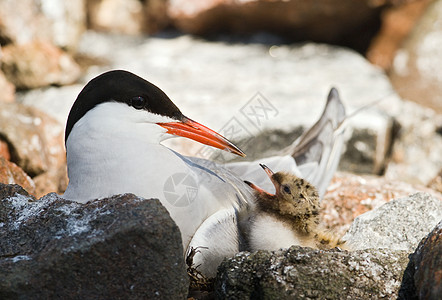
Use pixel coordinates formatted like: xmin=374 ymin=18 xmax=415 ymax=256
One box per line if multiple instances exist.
xmin=282 ymin=185 xmax=291 ymax=194
xmin=130 ymin=96 xmax=146 ymax=109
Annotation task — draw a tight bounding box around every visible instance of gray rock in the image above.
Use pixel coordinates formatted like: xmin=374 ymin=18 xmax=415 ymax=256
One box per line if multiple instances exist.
xmin=0 ymin=184 xmax=33 ymax=202
xmin=343 ymin=192 xmax=442 ymax=252
xmin=384 ymin=103 xmax=442 ymax=185
xmin=0 ymin=184 xmax=188 ymax=299
xmin=215 ymin=246 xmax=410 ymax=299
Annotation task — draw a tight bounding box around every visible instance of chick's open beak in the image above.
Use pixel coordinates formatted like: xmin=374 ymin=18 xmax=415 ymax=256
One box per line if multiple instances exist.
xmin=244 ymin=180 xmax=269 ymax=195
xmin=259 ymin=164 xmax=281 ymax=192
xmin=244 ymin=164 xmax=279 ymax=197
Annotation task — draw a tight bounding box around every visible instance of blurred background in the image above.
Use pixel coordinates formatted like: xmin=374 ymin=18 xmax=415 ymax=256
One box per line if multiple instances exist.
xmin=0 ymin=0 xmax=441 ymax=211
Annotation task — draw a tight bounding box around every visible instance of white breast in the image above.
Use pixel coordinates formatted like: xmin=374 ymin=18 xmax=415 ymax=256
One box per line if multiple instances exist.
xmin=248 ymin=213 xmax=316 ymax=251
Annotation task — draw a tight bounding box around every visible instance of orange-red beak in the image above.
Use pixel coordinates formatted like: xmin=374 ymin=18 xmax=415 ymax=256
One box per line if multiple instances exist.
xmin=158 ymin=116 xmax=245 ymax=157
xmin=244 ymin=180 xmax=268 ymax=194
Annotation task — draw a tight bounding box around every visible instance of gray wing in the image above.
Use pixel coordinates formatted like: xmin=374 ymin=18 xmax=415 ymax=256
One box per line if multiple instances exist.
xmin=174 ymin=151 xmax=255 ymax=209
xmin=284 ymin=87 xmax=346 ymax=198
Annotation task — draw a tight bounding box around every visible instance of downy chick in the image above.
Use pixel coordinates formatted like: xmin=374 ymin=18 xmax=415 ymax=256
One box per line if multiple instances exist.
xmin=244 ymin=164 xmax=346 ymax=251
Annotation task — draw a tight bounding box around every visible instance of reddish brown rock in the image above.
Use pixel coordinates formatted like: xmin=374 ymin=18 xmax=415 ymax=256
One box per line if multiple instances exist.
xmin=321 ymin=172 xmax=441 ymax=237
xmin=0 ymin=103 xmax=66 ymax=178
xmin=169 ymin=0 xmax=398 ymax=45
xmin=87 ymin=0 xmax=169 ymax=34
xmin=0 ymin=140 xmax=10 ymax=161
xmin=143 ymin=0 xmax=170 ymax=33
xmin=0 ymin=156 xmax=35 ymax=195
xmin=87 ymin=0 xmax=145 ymax=34
xmin=390 ymin=0 xmax=442 ymax=114
xmin=428 ymin=169 xmax=442 ymax=194
xmin=367 ymin=0 xmax=431 ymax=71
xmin=0 ymin=70 xmax=15 ymax=103
xmin=33 ymin=165 xmax=68 ymax=199
xmin=1 ymin=41 xmax=81 ymax=89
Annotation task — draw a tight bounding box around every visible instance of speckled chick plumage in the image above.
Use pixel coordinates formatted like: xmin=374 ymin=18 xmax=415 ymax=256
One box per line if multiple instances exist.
xmin=244 ymin=164 xmax=346 ymax=251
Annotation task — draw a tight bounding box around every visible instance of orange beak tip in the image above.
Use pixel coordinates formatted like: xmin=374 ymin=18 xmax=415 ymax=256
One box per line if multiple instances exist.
xmin=236 ymin=149 xmax=247 ymax=158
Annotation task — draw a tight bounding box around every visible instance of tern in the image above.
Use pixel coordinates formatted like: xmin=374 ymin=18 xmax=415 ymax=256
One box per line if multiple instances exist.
xmin=244 ymin=164 xmax=346 ymax=252
xmin=63 ymin=70 xmax=346 ymax=276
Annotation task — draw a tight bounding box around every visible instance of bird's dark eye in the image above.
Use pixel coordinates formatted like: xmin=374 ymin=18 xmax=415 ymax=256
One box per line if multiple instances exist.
xmin=282 ymin=185 xmax=291 ymax=194
xmin=130 ymin=96 xmax=146 ymax=109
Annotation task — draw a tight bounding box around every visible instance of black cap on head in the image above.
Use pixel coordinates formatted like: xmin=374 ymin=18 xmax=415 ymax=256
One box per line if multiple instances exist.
xmin=65 ymin=70 xmax=184 ymax=143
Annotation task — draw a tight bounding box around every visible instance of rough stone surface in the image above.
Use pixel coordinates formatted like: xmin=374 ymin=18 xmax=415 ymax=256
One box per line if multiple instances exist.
xmin=0 ymin=102 xmax=65 ymax=178
xmin=0 ymin=185 xmax=188 ymax=299
xmin=322 ymin=172 xmax=441 ymax=237
xmin=215 ymin=246 xmax=410 ymax=299
xmin=0 ymin=157 xmax=35 ymax=196
xmin=0 ymin=0 xmax=86 ymax=50
xmin=1 ymin=41 xmax=81 ymax=89
xmin=343 ymin=192 xmax=442 ymax=252
xmin=405 ymin=221 xmax=442 ymax=300
xmin=390 ymin=0 xmax=442 ymax=114
xmin=0 ymin=183 xmax=33 ymax=201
